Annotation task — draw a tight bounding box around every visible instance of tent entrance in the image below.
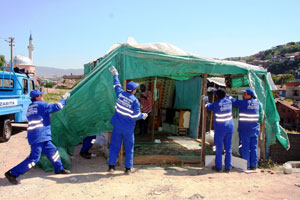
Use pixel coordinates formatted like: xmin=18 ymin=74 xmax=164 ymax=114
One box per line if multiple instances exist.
xmin=131 ymin=76 xmax=195 ymax=140
xmin=127 ymin=76 xmax=209 ymax=164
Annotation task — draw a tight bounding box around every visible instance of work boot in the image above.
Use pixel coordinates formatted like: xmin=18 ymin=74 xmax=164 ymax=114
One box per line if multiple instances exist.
xmin=108 ymin=165 xmax=115 ymax=173
xmin=55 ymin=169 xmax=71 ymax=174
xmin=5 ymin=171 xmax=18 ymax=185
xmin=124 ymin=168 xmax=137 ymax=175
xmin=80 ymin=152 xmax=91 ymax=159
xmin=211 ymin=166 xmax=222 ymax=172
xmin=249 ymin=167 xmax=257 ymax=170
xmin=224 ymin=169 xmax=230 ymax=173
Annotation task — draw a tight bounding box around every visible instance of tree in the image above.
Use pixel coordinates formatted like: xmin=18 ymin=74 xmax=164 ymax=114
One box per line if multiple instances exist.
xmin=272 ymin=75 xmax=281 ymax=84
xmin=0 ymin=55 xmax=5 ymax=66
xmin=44 ymin=82 xmax=55 ymax=88
xmin=282 ymin=74 xmax=295 ymax=84
xmin=271 ymin=74 xmax=295 ymax=85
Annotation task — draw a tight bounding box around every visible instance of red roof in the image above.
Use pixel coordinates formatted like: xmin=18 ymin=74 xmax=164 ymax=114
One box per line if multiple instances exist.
xmin=286 ymin=82 xmax=300 ymax=87
xmin=277 ymin=100 xmax=300 ymax=112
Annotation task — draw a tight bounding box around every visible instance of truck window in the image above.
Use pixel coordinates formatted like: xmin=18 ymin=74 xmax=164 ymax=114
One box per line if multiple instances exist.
xmin=30 ymin=80 xmax=35 ymax=91
xmin=23 ymin=79 xmax=28 ymax=94
xmin=0 ymin=79 xmax=14 ymax=89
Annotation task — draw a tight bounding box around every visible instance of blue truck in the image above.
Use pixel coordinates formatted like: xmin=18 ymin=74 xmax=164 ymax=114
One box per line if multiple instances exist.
xmin=0 ymin=64 xmax=35 ymax=142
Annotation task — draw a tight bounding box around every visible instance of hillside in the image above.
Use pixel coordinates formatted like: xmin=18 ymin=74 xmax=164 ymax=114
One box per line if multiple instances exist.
xmin=35 ymin=66 xmax=83 ymax=78
xmin=226 ymin=41 xmax=300 ymax=75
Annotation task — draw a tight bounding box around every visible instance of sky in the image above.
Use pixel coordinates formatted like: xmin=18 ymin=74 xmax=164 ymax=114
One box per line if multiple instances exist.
xmin=0 ymin=0 xmax=300 ymax=69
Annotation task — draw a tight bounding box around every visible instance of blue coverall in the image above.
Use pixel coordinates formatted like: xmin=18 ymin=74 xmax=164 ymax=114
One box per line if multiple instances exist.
xmin=9 ymin=99 xmax=66 ymax=177
xmin=232 ymin=98 xmax=261 ymax=168
xmin=108 ymin=75 xmax=143 ymax=168
xmin=205 ymin=97 xmax=234 ymax=170
xmin=80 ymin=136 xmax=96 ymax=153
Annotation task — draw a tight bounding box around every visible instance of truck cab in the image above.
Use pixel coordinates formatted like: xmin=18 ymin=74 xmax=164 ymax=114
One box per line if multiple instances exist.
xmin=0 ymin=68 xmax=35 ymax=142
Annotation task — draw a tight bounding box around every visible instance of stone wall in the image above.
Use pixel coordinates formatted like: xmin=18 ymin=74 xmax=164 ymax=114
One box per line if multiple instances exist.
xmin=269 ymin=133 xmax=300 ymax=163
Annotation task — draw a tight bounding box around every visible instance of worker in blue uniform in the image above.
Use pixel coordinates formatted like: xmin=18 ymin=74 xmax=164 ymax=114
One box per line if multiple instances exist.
xmin=108 ymin=66 xmax=148 ymax=175
xmin=80 ymin=136 xmax=97 ymax=159
xmin=231 ymin=88 xmax=264 ymax=170
xmin=203 ymin=88 xmax=234 ymax=172
xmin=4 ymin=89 xmax=70 ymax=185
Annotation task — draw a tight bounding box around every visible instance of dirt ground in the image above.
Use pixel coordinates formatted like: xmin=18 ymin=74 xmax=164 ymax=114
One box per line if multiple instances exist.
xmin=1 ymin=124 xmax=300 ymax=200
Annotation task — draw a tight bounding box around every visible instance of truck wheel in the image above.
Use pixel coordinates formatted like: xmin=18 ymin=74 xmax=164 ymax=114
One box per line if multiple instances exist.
xmin=0 ymin=119 xmax=12 ymax=142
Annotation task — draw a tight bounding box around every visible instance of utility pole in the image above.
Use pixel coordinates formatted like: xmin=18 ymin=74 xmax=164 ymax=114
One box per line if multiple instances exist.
xmin=9 ymin=37 xmax=14 ymax=67
xmin=5 ymin=37 xmax=14 ymax=67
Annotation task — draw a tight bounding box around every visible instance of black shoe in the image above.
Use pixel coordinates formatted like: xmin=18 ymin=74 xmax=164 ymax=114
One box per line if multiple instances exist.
xmin=5 ymin=171 xmax=18 ymax=185
xmin=224 ymin=169 xmax=230 ymax=173
xmin=108 ymin=165 xmax=115 ymax=173
xmin=55 ymin=169 xmax=71 ymax=174
xmin=249 ymin=167 xmax=257 ymax=170
xmin=124 ymin=168 xmax=137 ymax=175
xmin=80 ymin=152 xmax=91 ymax=159
xmin=212 ymin=166 xmax=222 ymax=172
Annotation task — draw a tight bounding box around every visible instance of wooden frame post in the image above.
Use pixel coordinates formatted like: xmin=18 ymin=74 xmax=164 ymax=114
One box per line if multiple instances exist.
xmin=258 ymin=75 xmax=266 ymax=163
xmin=201 ymin=74 xmax=208 ymax=165
xmin=261 ymin=117 xmax=266 ymax=162
xmin=151 ymin=77 xmax=157 ymax=142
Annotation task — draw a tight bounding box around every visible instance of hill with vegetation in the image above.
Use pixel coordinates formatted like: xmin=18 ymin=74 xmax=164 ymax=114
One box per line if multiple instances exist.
xmin=226 ymin=41 xmax=300 ymax=84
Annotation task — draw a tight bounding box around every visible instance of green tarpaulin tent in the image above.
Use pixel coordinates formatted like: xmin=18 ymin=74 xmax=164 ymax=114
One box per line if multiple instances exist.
xmin=41 ymin=41 xmax=289 ymax=170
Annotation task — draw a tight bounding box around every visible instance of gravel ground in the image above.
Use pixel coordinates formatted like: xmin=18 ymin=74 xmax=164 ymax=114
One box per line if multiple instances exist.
xmin=1 ymin=123 xmax=300 ymax=200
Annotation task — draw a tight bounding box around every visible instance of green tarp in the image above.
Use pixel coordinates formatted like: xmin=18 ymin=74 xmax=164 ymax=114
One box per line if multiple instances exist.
xmin=174 ymin=76 xmax=202 ymax=138
xmin=45 ymin=43 xmax=289 ymax=169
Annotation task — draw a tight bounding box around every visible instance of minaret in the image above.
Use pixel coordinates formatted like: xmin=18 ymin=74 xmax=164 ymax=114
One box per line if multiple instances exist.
xmin=27 ymin=32 xmax=34 ymax=63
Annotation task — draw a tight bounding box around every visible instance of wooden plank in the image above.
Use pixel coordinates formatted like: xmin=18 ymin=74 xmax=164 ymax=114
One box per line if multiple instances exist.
xmin=195 ymin=139 xmax=211 ymax=146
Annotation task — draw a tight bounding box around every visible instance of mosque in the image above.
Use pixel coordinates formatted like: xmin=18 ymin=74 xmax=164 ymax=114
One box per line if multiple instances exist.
xmin=10 ymin=33 xmax=37 ymax=84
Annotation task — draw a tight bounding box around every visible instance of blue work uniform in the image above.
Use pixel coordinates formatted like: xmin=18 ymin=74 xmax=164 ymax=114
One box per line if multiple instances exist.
xmin=108 ymin=75 xmax=143 ymax=168
xmin=232 ymin=97 xmax=261 ymax=168
xmin=205 ymin=97 xmax=234 ymax=170
xmin=80 ymin=136 xmax=96 ymax=153
xmin=9 ymin=99 xmax=66 ymax=177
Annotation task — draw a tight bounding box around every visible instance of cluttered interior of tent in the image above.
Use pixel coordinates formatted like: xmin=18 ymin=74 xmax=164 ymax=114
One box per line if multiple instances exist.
xmin=117 ymin=75 xmax=253 ymax=165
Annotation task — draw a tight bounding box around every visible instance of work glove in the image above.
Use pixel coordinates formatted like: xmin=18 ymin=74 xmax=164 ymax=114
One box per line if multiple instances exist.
xmin=142 ymin=113 xmax=148 ymax=120
xmin=62 ymin=92 xmax=70 ymax=100
xmin=207 ymin=87 xmax=214 ymax=92
xmin=201 ymin=95 xmax=208 ymax=102
xmin=109 ymin=66 xmax=119 ymax=76
xmin=226 ymin=94 xmax=233 ymax=99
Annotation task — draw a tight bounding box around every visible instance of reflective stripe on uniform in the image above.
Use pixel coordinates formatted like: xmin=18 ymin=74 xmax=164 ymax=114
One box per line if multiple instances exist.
xmin=116 ymin=103 xmax=133 ymax=113
xmin=239 ymin=113 xmax=259 ymax=117
xmin=57 ymin=102 xmax=63 ymax=109
xmin=239 ymin=113 xmax=259 ymax=122
xmin=239 ymin=118 xmax=259 ymax=121
xmin=28 ymin=162 xmax=35 ymax=169
xmin=215 ymin=112 xmax=232 ymax=122
xmin=114 ymin=84 xmax=121 ymax=88
xmin=27 ymin=124 xmax=44 ymax=130
xmin=52 ymin=151 xmax=60 ymax=162
xmin=115 ymin=107 xmax=141 ymax=119
xmin=28 ymin=119 xmax=43 ymax=125
xmin=215 ymin=112 xmax=232 ymax=117
xmin=91 ymin=139 xmax=96 ymax=144
xmin=216 ymin=116 xmax=232 ymax=122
